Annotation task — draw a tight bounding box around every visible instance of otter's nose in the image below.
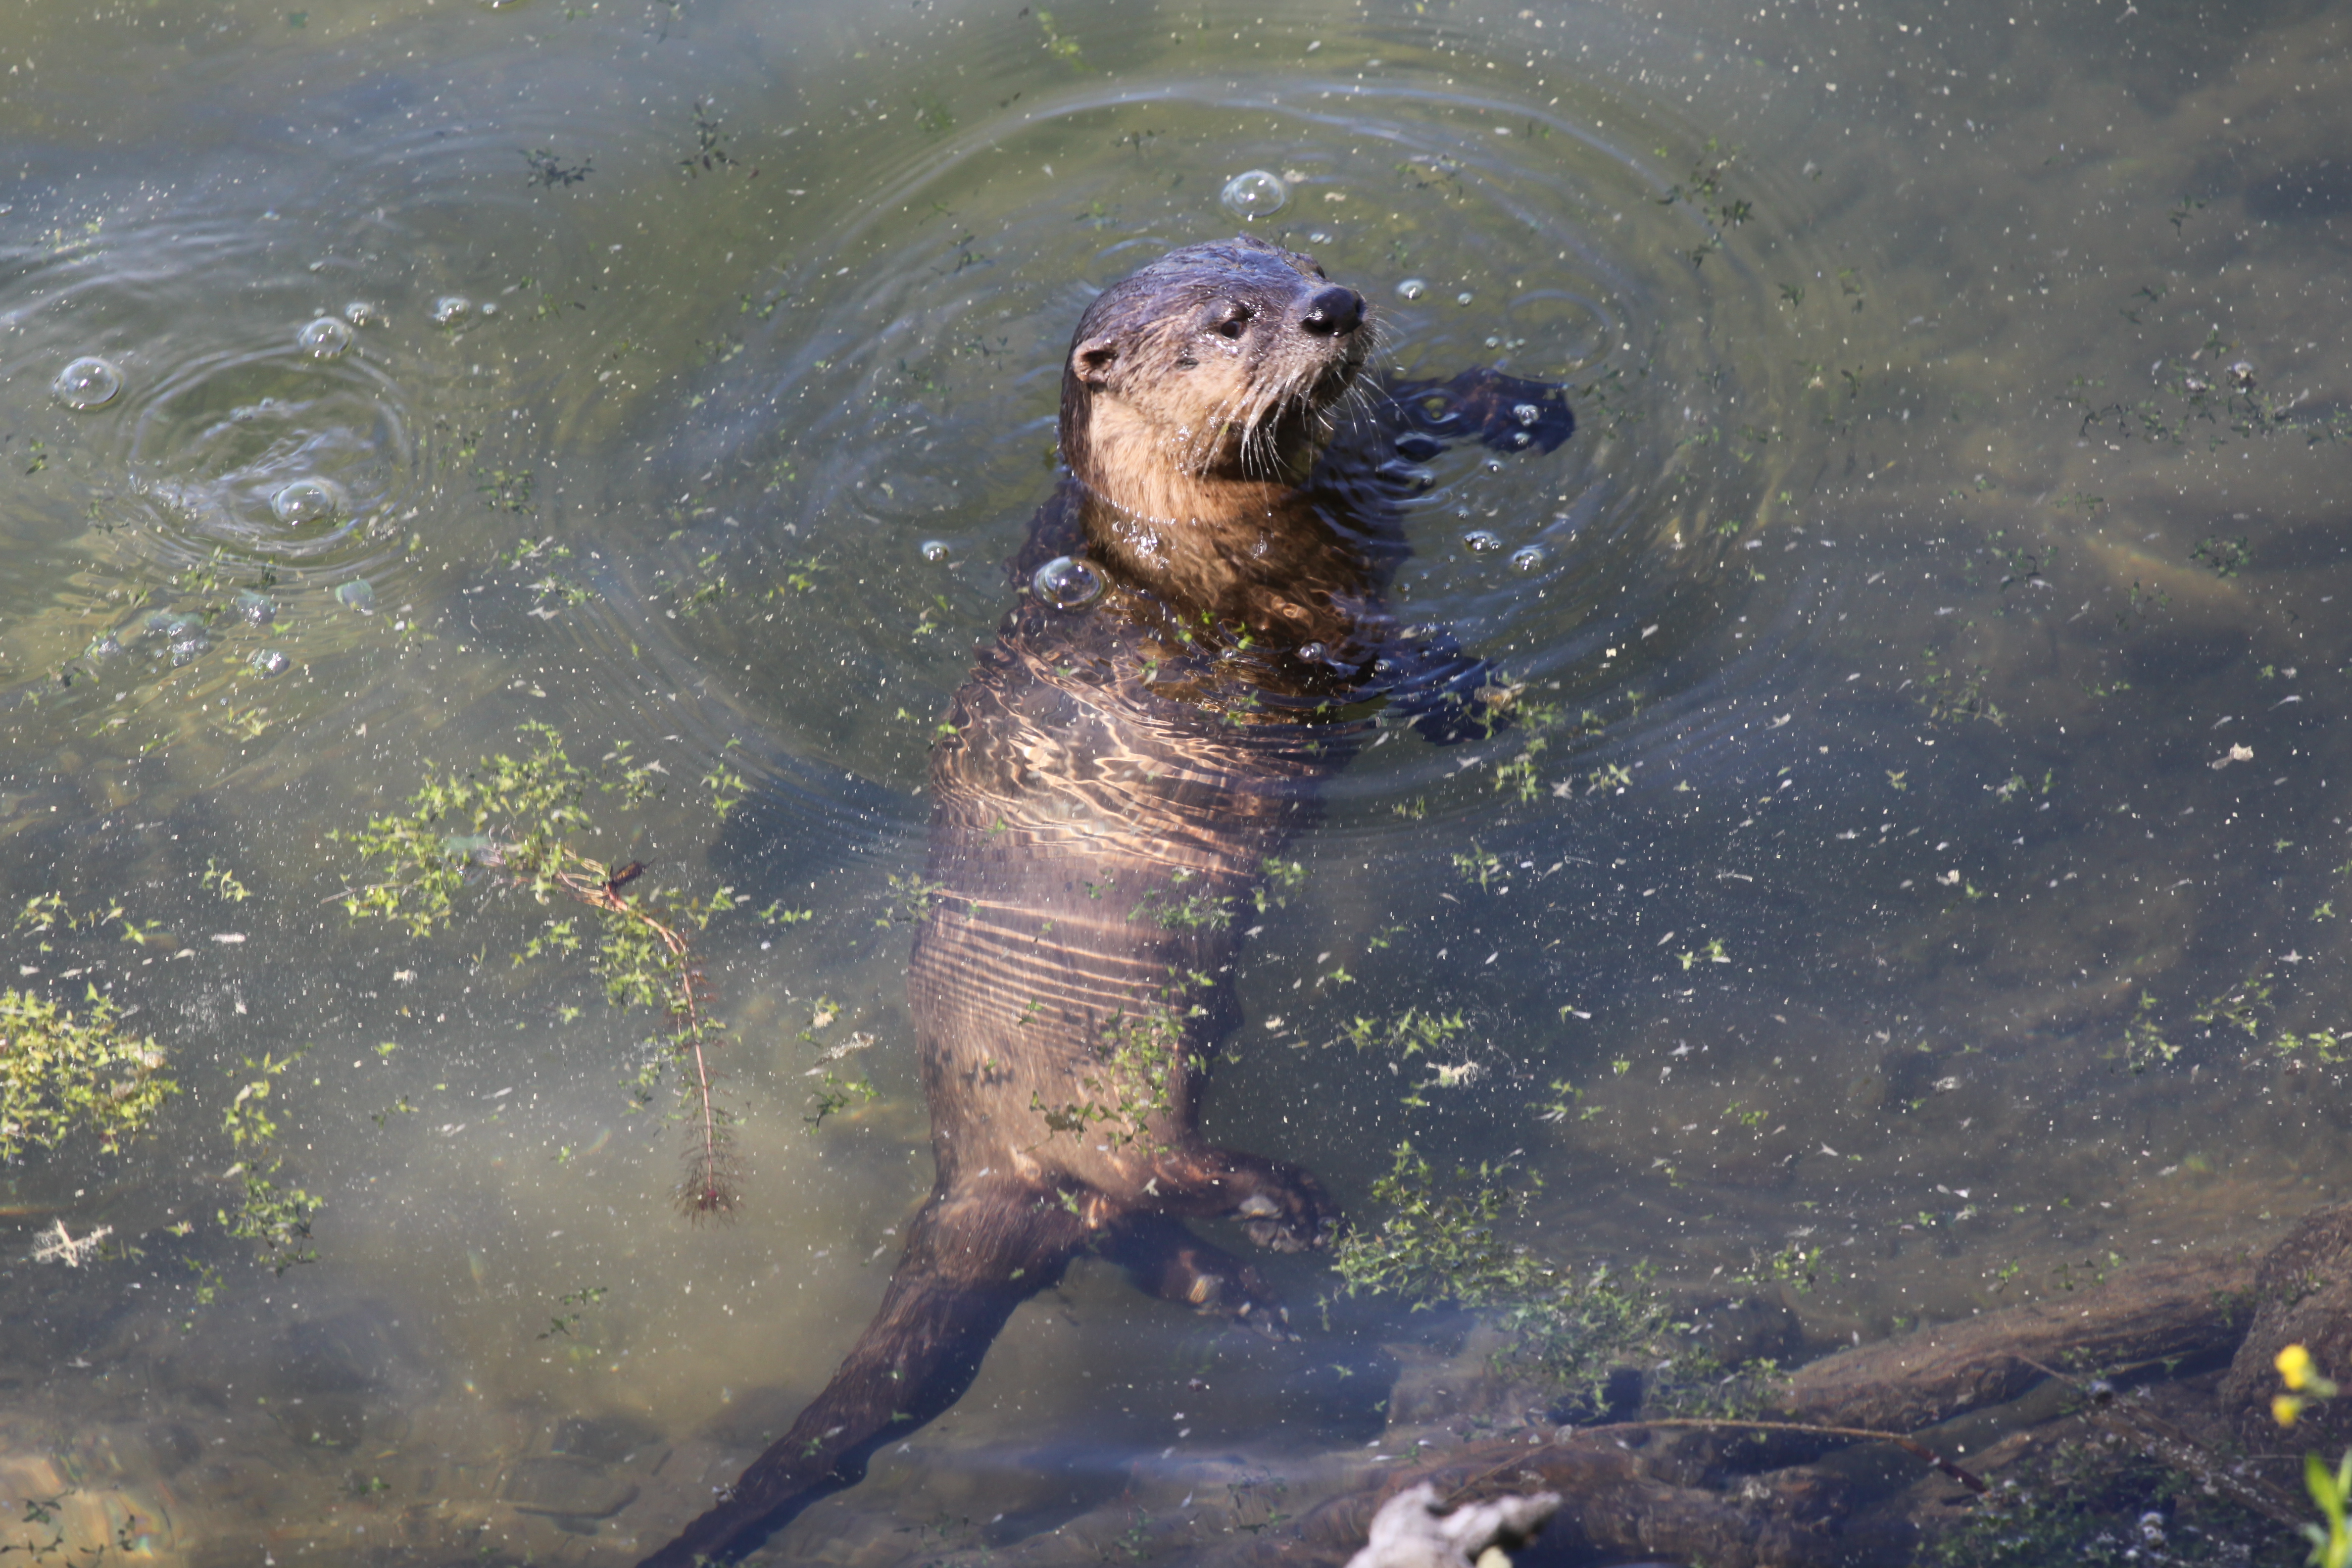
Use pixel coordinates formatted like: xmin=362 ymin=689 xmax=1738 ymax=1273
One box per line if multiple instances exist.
xmin=1298 ymin=286 xmax=1364 ymax=338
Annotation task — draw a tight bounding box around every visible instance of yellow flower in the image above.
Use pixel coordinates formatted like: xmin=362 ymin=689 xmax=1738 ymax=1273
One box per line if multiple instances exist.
xmin=2276 ymin=1393 xmax=2306 ymax=1428
xmin=2281 ymin=1343 xmax=2317 ymax=1391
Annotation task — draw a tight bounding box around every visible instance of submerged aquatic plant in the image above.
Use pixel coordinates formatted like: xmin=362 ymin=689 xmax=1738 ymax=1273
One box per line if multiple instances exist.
xmin=0 ymin=985 xmax=175 ymax=1162
xmin=219 ymin=1048 xmax=323 ymax=1273
xmin=336 ymin=722 xmax=740 ymax=1218
xmin=1331 ymin=1141 xmax=1683 ymax=1412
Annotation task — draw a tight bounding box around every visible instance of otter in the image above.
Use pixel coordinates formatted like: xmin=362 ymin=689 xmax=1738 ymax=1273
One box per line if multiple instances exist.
xmin=638 ymin=235 xmax=1570 ymax=1567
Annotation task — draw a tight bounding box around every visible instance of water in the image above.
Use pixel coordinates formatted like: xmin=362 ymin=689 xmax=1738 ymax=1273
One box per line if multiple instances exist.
xmin=2 ymin=0 xmax=2349 ymax=1562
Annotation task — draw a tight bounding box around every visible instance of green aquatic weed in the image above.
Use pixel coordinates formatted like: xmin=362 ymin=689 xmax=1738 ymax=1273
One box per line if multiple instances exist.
xmin=219 ymin=1050 xmax=323 ymax=1274
xmin=1254 ymin=857 xmax=1307 ymax=914
xmin=1331 ymin=1142 xmax=1681 ymax=1410
xmin=0 ymin=986 xmax=175 ymax=1161
xmin=336 ymin=723 xmax=739 ymax=1217
xmin=1343 ymin=1007 xmax=1468 ymax=1060
xmin=1452 ymin=841 xmax=1503 ymax=889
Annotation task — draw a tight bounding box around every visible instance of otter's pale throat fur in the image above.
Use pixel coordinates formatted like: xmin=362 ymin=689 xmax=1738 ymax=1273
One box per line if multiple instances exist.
xmin=637 ymin=235 xmax=1570 ymax=1568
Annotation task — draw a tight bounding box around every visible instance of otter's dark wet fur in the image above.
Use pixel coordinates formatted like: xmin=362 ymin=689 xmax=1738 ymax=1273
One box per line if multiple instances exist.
xmin=638 ymin=235 xmax=1569 ymax=1568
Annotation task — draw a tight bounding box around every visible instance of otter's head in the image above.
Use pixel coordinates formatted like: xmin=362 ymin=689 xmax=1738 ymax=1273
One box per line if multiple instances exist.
xmin=1059 ymin=235 xmax=1371 ymax=518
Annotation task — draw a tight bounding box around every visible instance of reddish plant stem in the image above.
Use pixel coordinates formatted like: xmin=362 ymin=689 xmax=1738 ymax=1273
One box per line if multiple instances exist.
xmin=549 ymin=855 xmax=732 ymax=1217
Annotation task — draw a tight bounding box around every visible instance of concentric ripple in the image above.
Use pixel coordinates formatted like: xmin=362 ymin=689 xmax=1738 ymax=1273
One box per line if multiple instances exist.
xmin=607 ymin=57 xmax=1845 ymax=846
xmin=120 ymin=342 xmax=415 ymax=573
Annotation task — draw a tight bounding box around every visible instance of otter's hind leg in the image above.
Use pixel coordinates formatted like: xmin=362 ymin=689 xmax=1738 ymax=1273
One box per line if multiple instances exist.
xmin=1100 ymin=1211 xmax=1296 ymax=1337
xmin=636 ymin=1182 xmax=1085 ymax=1568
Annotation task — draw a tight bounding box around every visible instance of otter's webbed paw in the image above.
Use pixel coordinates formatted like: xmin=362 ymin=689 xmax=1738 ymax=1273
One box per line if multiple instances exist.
xmin=1104 ymin=1214 xmax=1299 ymax=1338
xmin=1391 ymin=369 xmax=1574 ymax=457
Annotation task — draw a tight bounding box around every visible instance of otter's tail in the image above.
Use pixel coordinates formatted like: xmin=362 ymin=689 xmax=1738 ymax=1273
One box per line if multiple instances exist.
xmin=635 ymin=1184 xmax=1084 ymax=1568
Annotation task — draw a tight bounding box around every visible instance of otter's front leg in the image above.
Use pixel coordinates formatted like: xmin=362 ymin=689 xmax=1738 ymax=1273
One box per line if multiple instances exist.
xmin=1387 ymin=367 xmax=1575 ymax=455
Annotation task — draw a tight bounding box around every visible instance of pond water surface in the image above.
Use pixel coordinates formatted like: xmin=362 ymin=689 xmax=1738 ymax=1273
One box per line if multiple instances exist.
xmin=4 ymin=0 xmax=2352 ymax=1563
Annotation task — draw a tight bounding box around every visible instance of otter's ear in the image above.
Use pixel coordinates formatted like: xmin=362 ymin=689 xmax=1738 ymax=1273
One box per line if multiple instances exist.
xmin=1072 ymin=335 xmax=1120 ymax=386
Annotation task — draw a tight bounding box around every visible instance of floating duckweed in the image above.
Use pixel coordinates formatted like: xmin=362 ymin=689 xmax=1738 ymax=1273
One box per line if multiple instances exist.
xmin=1031 ymin=554 xmax=1104 ymax=610
xmin=233 ymin=589 xmax=278 ymax=626
xmin=430 ymin=295 xmax=473 ymax=324
xmin=296 ymin=317 xmax=354 ymax=358
xmin=1396 ymin=278 xmax=1428 ymax=301
xmin=919 ymin=539 xmax=952 ymax=562
xmin=270 ymin=477 xmax=343 ymax=525
xmin=1219 ymin=169 xmax=1287 ymax=218
xmin=1509 ymin=544 xmax=1549 ymax=573
xmin=52 ymin=355 xmax=123 ymax=411
xmin=249 ymin=648 xmax=291 ymax=676
xmin=1464 ymin=530 xmax=1504 ymax=553
xmin=335 ymin=578 xmax=376 ymax=613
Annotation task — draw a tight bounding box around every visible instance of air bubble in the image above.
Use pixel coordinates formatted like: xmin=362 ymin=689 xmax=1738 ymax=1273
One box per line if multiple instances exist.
xmin=335 ymin=578 xmax=376 ymax=614
xmin=1464 ymin=530 xmax=1505 ymax=553
xmin=233 ymin=589 xmax=278 ymax=626
xmin=270 ymin=478 xmax=343 ymax=525
xmin=1396 ymin=279 xmax=1427 ymax=301
xmin=53 ymin=356 xmax=123 ymax=410
xmin=1219 ymin=170 xmax=1287 ymax=218
xmin=344 ymin=300 xmax=379 ymax=326
xmin=1031 ymin=554 xmax=1104 ymax=610
xmin=1509 ymin=545 xmax=1549 ymax=573
xmin=297 ymin=317 xmax=354 ymax=358
xmin=1456 ymin=291 xmax=1475 ymax=306
xmin=431 ymin=295 xmax=473 ymax=324
xmin=249 ymin=648 xmax=291 ymax=677
xmin=919 ymin=539 xmax=952 ymax=562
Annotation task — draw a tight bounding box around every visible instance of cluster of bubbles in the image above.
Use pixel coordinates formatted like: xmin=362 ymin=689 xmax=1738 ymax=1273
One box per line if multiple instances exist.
xmin=144 ymin=611 xmax=209 ymax=666
xmin=1462 ymin=533 xmax=1550 ymax=571
xmin=1030 ymin=554 xmax=1104 ymax=610
xmin=54 ymin=303 xmax=382 ymax=413
xmin=1219 ymin=169 xmax=1287 ymax=218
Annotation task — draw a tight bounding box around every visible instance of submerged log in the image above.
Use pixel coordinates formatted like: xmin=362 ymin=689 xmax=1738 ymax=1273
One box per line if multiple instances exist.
xmin=1198 ymin=1224 xmax=2303 ymax=1568
xmin=1779 ymin=1248 xmax=2259 ymax=1433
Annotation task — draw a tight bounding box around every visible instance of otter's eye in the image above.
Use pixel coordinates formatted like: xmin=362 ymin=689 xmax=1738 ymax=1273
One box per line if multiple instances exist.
xmin=1214 ymin=306 xmax=1252 ymax=340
